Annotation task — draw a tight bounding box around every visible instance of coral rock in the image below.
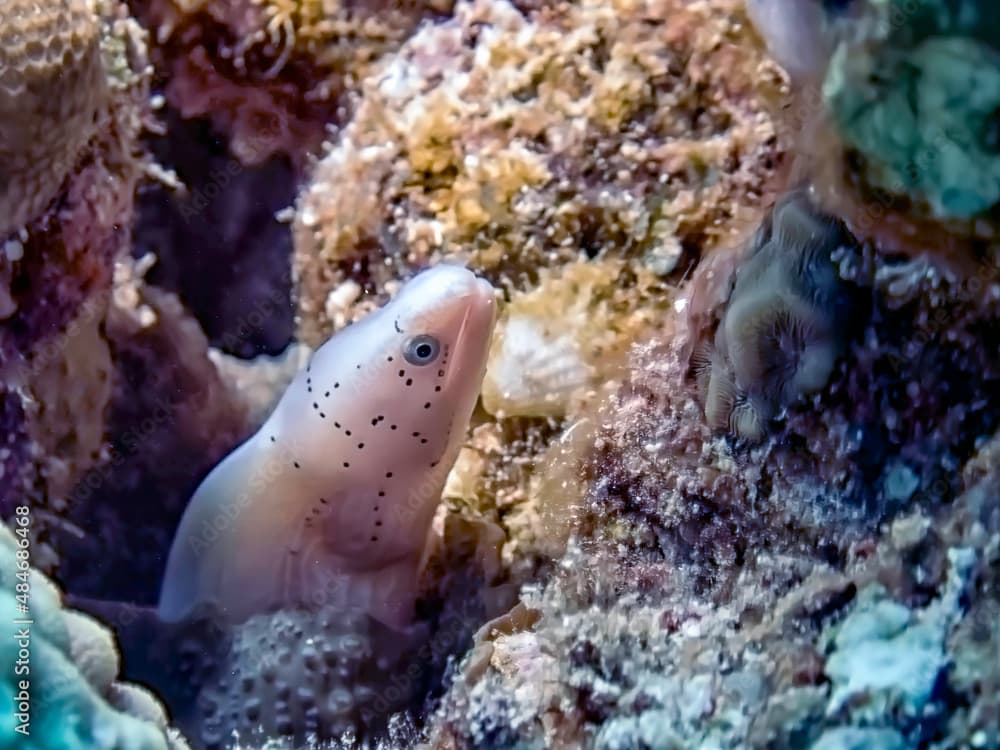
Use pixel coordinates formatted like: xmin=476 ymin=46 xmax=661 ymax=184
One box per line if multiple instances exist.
xmin=695 ymin=189 xmax=869 ymax=441
xmin=0 ymin=523 xmax=189 ymax=750
xmin=135 ymin=0 xmax=448 ymax=166
xmin=0 ymin=0 xmax=106 ymax=238
xmin=193 ymin=607 xmax=428 ymax=748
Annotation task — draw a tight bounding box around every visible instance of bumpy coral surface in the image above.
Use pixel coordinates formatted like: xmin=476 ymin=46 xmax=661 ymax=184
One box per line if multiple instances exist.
xmin=294 ymin=0 xmax=785 ymax=340
xmin=0 ymin=0 xmax=106 ymax=239
xmin=193 ymin=608 xmax=427 ymax=749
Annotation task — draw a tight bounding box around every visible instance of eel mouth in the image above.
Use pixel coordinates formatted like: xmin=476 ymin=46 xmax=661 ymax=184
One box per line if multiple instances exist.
xmin=443 ymin=277 xmax=497 ymax=392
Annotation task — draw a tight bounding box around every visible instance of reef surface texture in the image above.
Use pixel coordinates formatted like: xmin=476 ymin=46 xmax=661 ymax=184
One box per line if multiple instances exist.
xmin=0 ymin=0 xmax=997 ymax=749
xmin=0 ymin=523 xmax=189 ymax=749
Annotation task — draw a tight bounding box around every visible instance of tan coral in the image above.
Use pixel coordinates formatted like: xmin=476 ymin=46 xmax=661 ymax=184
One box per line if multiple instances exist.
xmin=0 ymin=0 xmax=107 ymax=238
xmin=291 ymin=0 xmax=788 ymax=590
xmin=293 ymin=0 xmax=786 ymax=342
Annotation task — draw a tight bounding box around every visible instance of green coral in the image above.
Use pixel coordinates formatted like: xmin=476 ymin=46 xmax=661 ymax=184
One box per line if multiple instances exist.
xmin=824 ymin=0 xmax=1000 ymax=218
xmin=0 ymin=524 xmax=179 ymax=750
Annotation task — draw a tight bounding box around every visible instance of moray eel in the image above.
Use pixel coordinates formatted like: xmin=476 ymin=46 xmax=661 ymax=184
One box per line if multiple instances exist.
xmin=158 ymin=265 xmax=496 ymax=629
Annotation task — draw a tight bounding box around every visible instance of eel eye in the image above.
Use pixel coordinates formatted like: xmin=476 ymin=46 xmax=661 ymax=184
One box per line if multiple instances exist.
xmin=403 ymin=334 xmax=441 ymax=366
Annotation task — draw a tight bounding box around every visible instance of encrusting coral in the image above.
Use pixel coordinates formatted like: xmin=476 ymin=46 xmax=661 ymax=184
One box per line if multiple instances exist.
xmin=0 ymin=0 xmax=151 ymax=569
xmin=0 ymin=0 xmax=107 ymax=239
xmin=133 ymin=0 xmax=451 ymax=166
xmin=423 ymin=242 xmax=1000 ymax=748
xmin=0 ymin=523 xmax=189 ymax=750
xmin=291 ymin=0 xmax=789 ymax=593
xmin=292 ymin=0 xmax=787 ymax=344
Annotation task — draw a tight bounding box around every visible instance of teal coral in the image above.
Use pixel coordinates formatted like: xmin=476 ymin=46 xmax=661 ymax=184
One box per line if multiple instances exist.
xmin=821 ymin=549 xmax=976 ymax=725
xmin=823 ymin=0 xmax=1000 ymax=218
xmin=809 ymin=727 xmax=907 ymax=750
xmin=0 ymin=524 xmax=184 ymax=750
xmin=822 ymin=586 xmax=945 ymax=720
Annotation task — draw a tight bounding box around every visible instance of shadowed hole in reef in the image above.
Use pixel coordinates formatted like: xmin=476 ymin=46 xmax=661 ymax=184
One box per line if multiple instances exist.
xmin=134 ymin=109 xmax=295 ymax=358
xmin=57 ymin=112 xmax=294 ymax=604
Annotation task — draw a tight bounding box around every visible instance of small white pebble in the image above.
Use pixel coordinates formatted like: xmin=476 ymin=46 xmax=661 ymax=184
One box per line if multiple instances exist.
xmin=681 ymin=619 xmax=702 ymax=638
xmin=3 ymin=239 xmax=24 ymax=262
xmin=324 ymin=280 xmax=362 ymax=327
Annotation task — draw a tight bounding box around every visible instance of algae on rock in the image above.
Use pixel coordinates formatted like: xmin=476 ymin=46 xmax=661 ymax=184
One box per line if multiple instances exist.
xmin=823 ymin=0 xmax=1000 ymax=219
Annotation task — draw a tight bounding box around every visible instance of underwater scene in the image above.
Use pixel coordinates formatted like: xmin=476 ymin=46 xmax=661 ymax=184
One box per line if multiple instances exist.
xmin=1 ymin=0 xmax=999 ymax=748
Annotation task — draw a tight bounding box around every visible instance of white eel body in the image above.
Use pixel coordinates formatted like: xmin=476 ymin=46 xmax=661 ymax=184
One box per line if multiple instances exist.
xmin=158 ymin=265 xmax=497 ymax=629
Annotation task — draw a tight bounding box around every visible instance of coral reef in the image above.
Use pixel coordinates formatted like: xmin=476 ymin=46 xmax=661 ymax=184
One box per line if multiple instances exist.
xmin=290 ymin=0 xmax=789 ymax=590
xmin=0 ymin=0 xmax=107 ymax=239
xmin=425 ymin=361 xmax=999 ymax=749
xmin=421 ymin=164 xmax=999 ymax=747
xmin=694 ymin=188 xmax=869 ymax=441
xmin=292 ymin=0 xmax=786 ymax=344
xmin=133 ymin=0 xmax=451 ymax=166
xmin=2 ymin=1 xmax=996 ymax=750
xmin=0 ymin=0 xmax=151 ymax=567
xmin=823 ymin=0 xmax=1000 ymax=220
xmin=0 ymin=523 xmax=188 ymax=749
